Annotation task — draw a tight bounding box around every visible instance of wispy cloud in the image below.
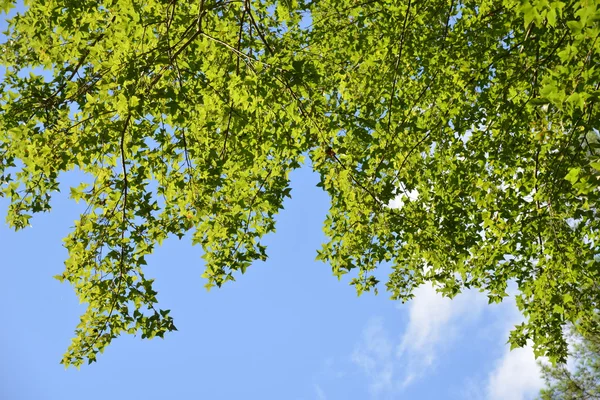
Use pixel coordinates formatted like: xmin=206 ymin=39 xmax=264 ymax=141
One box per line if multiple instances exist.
xmin=314 ymin=384 xmax=327 ymax=400
xmin=351 ymin=317 xmax=396 ymax=395
xmin=397 ymin=283 xmax=487 ymax=385
xmin=320 ymin=357 xmax=346 ymax=379
xmin=351 ymin=282 xmax=553 ymax=399
xmin=351 ymin=284 xmax=488 ymax=396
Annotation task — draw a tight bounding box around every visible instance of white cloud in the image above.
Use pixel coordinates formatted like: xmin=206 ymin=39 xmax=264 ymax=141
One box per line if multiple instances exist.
xmin=387 ymin=195 xmax=404 ymax=209
xmin=484 ymin=288 xmax=545 ymax=400
xmin=387 ymin=188 xmax=419 ymax=210
xmin=397 ymin=283 xmax=487 ymax=385
xmin=486 ymin=345 xmax=544 ymax=400
xmin=351 ymin=285 xmax=488 ymax=395
xmin=350 ymin=282 xmax=556 ymax=399
xmin=484 ymin=316 xmax=582 ymax=400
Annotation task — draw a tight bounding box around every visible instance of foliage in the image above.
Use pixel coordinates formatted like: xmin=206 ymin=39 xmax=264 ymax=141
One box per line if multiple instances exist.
xmin=538 ymin=317 xmax=600 ymax=399
xmin=1 ymin=0 xmax=599 ymax=366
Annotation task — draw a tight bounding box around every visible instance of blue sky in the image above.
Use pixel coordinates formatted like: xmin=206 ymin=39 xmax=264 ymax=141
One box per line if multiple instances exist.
xmin=0 ymin=4 xmax=548 ymax=400
xmin=1 ymin=165 xmax=546 ymax=400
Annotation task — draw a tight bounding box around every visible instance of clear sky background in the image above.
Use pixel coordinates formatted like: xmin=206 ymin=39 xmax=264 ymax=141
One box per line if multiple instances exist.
xmin=1 ymin=4 xmax=547 ymax=400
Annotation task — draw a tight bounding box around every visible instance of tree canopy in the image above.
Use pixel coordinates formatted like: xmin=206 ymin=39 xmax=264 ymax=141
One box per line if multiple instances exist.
xmin=1 ymin=0 xmax=599 ymax=367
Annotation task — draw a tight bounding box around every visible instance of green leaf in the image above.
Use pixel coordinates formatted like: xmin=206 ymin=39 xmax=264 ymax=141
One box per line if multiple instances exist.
xmin=565 ymin=168 xmax=581 ymax=184
xmin=566 ymin=20 xmax=582 ymax=33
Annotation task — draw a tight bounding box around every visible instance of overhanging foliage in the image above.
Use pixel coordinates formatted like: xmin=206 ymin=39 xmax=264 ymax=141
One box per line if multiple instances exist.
xmin=1 ymin=0 xmax=599 ymax=366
